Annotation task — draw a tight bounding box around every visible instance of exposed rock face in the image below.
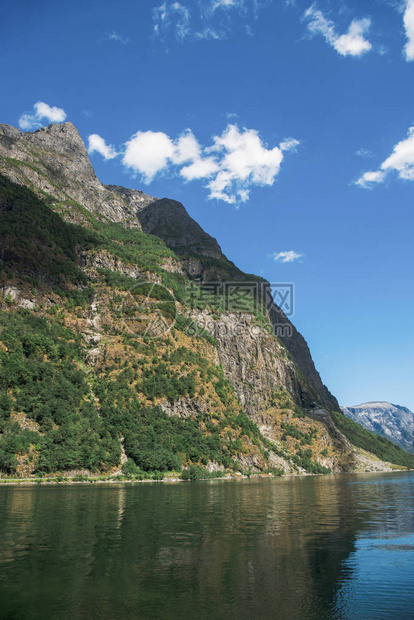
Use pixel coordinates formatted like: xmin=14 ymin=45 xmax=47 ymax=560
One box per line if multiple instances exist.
xmin=122 ymin=193 xmax=337 ymax=410
xmin=78 ymin=249 xmax=154 ymax=280
xmin=105 ymin=185 xmax=156 ymax=212
xmin=160 ymin=397 xmax=207 ymax=419
xmin=342 ymin=402 xmax=414 ymax=453
xmin=138 ymin=198 xmax=246 ymax=280
xmin=0 ymin=123 xmax=139 ymax=225
xmin=111 ymin=189 xmax=244 ymax=279
xmin=194 ymin=310 xmax=300 ymax=414
xmin=124 ymin=195 xmax=337 ymax=411
xmin=137 ymin=198 xmax=224 ymax=259
xmin=268 ymin=300 xmax=339 ymax=412
xmin=305 ymin=407 xmax=351 ymax=450
xmin=107 ymin=191 xmax=221 ymax=257
xmin=194 ymin=310 xmax=346 ymax=450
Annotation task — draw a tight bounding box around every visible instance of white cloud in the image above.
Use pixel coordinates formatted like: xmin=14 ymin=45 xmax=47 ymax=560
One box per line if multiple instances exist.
xmin=108 ymin=31 xmax=130 ymax=44
xmin=174 ymin=130 xmax=202 ymax=164
xmin=33 ymin=102 xmax=66 ymax=123
xmin=121 ymin=129 xmax=212 ymax=182
xmin=303 ymin=5 xmax=372 ymax=57
xmin=153 ymin=2 xmax=191 ymax=41
xmin=334 ymin=18 xmax=372 ymax=56
xmin=19 ymin=101 xmax=67 ymax=130
xmin=355 ymin=170 xmax=386 ymax=188
xmin=88 ymin=134 xmax=119 ymax=160
xmin=153 ymin=0 xmax=268 ymax=43
xmin=203 ymin=125 xmax=299 ymax=203
xmin=211 ymin=0 xmax=236 ymax=8
xmin=123 ymin=131 xmax=176 ymax=183
xmin=194 ymin=26 xmax=224 ymax=40
xmin=356 ymin=147 xmax=374 ymax=158
xmin=106 ymin=123 xmax=299 ymax=204
xmin=403 ymin=0 xmax=414 ymax=61
xmin=272 ymin=251 xmax=305 ymax=263
xmin=280 ymin=138 xmax=300 ymax=152
xmin=180 ymin=156 xmax=220 ymax=180
xmin=355 ymin=126 xmax=414 ymax=188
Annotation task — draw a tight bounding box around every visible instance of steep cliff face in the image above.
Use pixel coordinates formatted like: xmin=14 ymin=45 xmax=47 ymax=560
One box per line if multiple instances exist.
xmin=0 ymin=123 xmax=138 ymax=225
xmin=268 ymin=301 xmax=339 ymax=412
xmin=112 ymin=187 xmax=338 ymax=411
xmin=203 ymin=311 xmax=300 ymax=415
xmin=0 ymin=121 xmax=412 ymax=478
xmin=138 ymin=198 xmax=223 ymax=259
xmin=110 ymin=189 xmax=245 ymax=281
xmin=105 ymin=184 xmax=156 ymax=212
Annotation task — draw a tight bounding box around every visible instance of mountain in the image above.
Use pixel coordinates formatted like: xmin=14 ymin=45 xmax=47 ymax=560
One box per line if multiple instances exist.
xmin=0 ymin=122 xmax=138 ymax=224
xmin=0 ymin=121 xmax=413 ymax=479
xmin=341 ymin=402 xmax=414 ymax=454
xmin=108 ymin=187 xmax=339 ymax=413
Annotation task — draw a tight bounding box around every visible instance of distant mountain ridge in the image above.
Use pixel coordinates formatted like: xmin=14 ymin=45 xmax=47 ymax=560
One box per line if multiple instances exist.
xmin=341 ymin=402 xmax=414 ymax=454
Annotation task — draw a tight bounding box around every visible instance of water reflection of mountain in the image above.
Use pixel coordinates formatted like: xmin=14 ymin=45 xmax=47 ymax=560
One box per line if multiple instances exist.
xmin=0 ymin=473 xmax=413 ymax=619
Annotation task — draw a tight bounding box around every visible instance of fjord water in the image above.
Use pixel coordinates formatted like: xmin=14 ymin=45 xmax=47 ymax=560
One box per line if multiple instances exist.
xmin=0 ymin=473 xmax=413 ymax=620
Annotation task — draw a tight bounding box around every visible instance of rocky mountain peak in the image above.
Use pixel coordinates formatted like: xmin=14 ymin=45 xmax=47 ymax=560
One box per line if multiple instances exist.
xmin=137 ymin=198 xmax=224 ymax=259
xmin=0 ymin=122 xmax=139 ymax=225
xmin=31 ymin=121 xmax=83 ymax=139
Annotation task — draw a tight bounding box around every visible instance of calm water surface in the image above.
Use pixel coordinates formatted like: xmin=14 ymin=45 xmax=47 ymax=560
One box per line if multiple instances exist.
xmin=0 ymin=471 xmax=413 ymax=619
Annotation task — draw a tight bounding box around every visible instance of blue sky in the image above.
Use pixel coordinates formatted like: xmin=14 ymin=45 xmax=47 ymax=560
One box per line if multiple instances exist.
xmin=1 ymin=0 xmax=413 ymax=409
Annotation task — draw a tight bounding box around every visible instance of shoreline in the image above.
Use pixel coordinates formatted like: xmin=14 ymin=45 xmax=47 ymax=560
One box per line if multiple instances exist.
xmin=0 ymin=468 xmax=409 ymax=486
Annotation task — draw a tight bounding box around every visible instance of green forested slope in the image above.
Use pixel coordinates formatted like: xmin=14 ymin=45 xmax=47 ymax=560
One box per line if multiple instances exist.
xmin=1 ymin=173 xmax=413 ymax=479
